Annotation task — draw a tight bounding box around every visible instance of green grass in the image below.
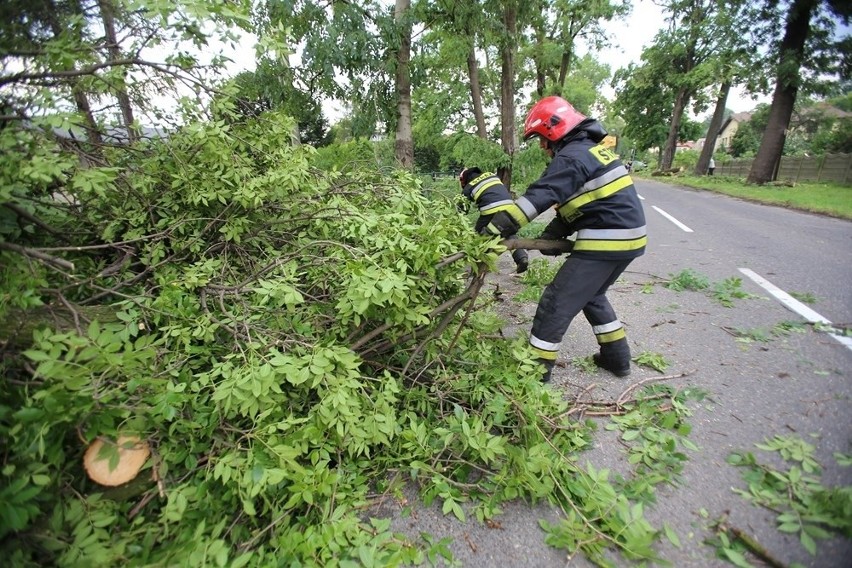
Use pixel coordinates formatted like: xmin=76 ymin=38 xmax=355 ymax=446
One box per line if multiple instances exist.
xmin=642 ymin=174 xmax=852 ymax=220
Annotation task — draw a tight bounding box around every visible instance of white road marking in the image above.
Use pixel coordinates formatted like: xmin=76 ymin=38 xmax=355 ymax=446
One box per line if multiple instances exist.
xmin=652 ymin=206 xmax=693 ymax=232
xmin=739 ymin=268 xmax=852 ymax=351
xmin=638 ymin=194 xmax=645 ymax=200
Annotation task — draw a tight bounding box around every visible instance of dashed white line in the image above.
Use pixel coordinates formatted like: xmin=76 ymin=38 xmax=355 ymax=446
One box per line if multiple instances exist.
xmin=652 ymin=206 xmax=693 ymax=232
xmin=739 ymin=268 xmax=852 ymax=351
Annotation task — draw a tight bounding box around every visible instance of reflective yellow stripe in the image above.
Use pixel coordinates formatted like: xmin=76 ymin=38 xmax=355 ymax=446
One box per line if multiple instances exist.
xmin=472 ymin=179 xmax=501 ymax=201
xmin=530 ymin=346 xmax=558 ymax=360
xmin=559 ymin=175 xmax=633 ymax=218
xmin=506 ymin=204 xmax=528 ymax=225
xmin=481 ymin=203 xmax=515 ymax=215
xmin=573 ymin=236 xmax=648 ymax=252
xmin=596 ymin=328 xmax=626 ymax=344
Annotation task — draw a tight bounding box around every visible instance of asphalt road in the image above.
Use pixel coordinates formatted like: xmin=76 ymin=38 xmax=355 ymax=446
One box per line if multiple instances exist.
xmin=635 ymin=178 xmax=852 ymax=326
xmin=379 ymin=179 xmax=852 ymax=567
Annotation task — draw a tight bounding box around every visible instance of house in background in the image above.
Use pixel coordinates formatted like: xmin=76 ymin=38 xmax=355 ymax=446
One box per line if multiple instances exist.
xmin=716 ymin=112 xmax=752 ymax=152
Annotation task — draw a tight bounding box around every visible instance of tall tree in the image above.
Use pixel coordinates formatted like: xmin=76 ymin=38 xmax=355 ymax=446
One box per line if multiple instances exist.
xmin=747 ymin=0 xmax=850 ymax=184
xmin=553 ymin=0 xmax=629 ymax=96
xmin=655 ymin=0 xmax=719 ymax=171
xmin=497 ymin=0 xmax=519 ymax=187
xmin=523 ymin=0 xmax=628 ymax=99
xmin=394 ymin=0 xmax=414 ymax=167
xmin=260 ymin=0 xmax=393 ymax=138
xmin=612 ymin=62 xmax=676 ymax=157
xmin=97 ymin=0 xmax=136 ymax=142
xmin=693 ymin=0 xmax=766 ymax=175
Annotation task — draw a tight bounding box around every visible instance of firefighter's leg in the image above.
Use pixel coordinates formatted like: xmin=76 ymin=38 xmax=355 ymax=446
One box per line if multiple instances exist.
xmin=529 ymin=257 xmax=617 ymax=381
xmin=582 ymin=260 xmax=634 ymax=376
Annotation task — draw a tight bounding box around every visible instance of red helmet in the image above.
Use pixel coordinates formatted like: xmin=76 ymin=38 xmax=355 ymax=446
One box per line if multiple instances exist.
xmin=523 ymin=96 xmax=587 ymax=142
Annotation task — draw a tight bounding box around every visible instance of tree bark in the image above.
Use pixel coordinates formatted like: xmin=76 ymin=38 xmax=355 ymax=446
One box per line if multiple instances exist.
xmin=695 ymin=81 xmax=730 ymax=175
xmin=498 ymin=2 xmax=518 ymax=189
xmin=660 ymin=87 xmax=689 ymax=171
xmin=466 ymin=45 xmax=488 ymax=139
xmin=557 ymin=49 xmax=572 ymax=94
xmin=394 ymin=0 xmax=414 ymax=168
xmin=532 ymin=21 xmax=547 ymax=97
xmin=45 ymin=1 xmax=103 ymax=149
xmin=98 ymin=0 xmax=137 ymax=143
xmin=1 ymin=305 xmax=120 ymax=348
xmin=747 ymin=0 xmax=817 ymax=185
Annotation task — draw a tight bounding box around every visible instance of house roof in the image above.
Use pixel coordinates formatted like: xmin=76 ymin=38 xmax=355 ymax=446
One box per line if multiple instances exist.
xmin=718 ymin=112 xmax=753 ymax=136
xmin=794 ymin=103 xmax=852 ymax=121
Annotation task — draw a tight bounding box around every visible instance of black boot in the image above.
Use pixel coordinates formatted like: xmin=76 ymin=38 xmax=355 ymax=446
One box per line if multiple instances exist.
xmin=539 ymin=359 xmax=555 ymax=383
xmin=592 ymin=353 xmax=631 ymax=377
xmin=513 ymin=249 xmax=529 ymax=274
xmin=594 ymin=339 xmax=631 ymax=377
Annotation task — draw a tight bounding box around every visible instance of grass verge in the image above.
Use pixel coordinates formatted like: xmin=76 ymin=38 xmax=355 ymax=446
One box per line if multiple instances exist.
xmin=638 ymin=174 xmax=852 ymax=220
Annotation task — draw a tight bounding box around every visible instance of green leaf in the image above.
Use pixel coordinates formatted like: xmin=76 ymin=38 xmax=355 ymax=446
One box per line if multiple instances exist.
xmin=800 ymin=531 xmax=817 ymax=555
xmin=622 ymin=429 xmax=641 ymax=441
xmin=722 ymin=547 xmax=753 ymax=567
xmin=663 ymin=523 xmax=681 ymax=548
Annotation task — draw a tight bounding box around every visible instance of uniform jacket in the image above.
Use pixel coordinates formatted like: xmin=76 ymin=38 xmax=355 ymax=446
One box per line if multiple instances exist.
xmin=461 ymin=171 xmax=516 ymax=233
xmin=515 ymin=119 xmax=647 ymax=260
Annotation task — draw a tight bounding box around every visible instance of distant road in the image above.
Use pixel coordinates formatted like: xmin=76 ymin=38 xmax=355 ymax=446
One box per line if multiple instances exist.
xmin=633 ymin=177 xmax=852 ymax=329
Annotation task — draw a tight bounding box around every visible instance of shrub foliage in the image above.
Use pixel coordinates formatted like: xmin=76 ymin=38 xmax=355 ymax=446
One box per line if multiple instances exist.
xmin=1 ymin=111 xmax=665 ymax=566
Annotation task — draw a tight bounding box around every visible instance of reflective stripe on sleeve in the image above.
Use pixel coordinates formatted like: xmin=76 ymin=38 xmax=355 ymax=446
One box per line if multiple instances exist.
xmin=479 ymin=199 xmax=514 ymax=214
xmin=472 ymin=179 xmax=502 ymax=201
xmin=516 ymin=196 xmax=539 ymax=221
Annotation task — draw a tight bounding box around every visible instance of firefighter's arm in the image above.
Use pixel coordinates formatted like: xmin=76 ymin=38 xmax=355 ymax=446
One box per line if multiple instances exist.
xmin=481 ymin=196 xmax=539 ymax=237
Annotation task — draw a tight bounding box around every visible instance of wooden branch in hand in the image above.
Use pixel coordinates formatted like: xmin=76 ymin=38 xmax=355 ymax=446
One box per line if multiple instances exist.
xmin=499 ymin=238 xmax=574 ymax=252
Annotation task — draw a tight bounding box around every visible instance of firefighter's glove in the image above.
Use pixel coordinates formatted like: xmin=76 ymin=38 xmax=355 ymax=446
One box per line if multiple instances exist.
xmin=539 ymin=216 xmax=574 ymax=256
xmin=481 ymin=204 xmax=527 ymax=238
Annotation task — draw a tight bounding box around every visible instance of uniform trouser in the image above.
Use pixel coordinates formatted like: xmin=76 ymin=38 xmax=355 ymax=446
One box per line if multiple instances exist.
xmin=529 ymin=256 xmax=634 ymax=367
xmin=475 ymin=216 xmax=528 ymax=268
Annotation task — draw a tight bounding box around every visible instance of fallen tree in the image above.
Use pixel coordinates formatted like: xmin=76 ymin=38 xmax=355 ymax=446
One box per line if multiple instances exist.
xmin=1 ymin=110 xmax=672 ymax=566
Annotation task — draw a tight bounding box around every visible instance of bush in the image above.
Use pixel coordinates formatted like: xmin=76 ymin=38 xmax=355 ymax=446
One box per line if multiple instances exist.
xmin=0 ymin=110 xmax=669 ymax=566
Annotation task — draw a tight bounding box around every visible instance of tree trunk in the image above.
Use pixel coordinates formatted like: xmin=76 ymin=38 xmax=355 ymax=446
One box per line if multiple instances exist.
xmin=557 ymin=49 xmax=572 ymax=94
xmin=1 ymin=305 xmax=120 ymax=348
xmin=498 ymin=2 xmax=518 ymax=189
xmin=533 ymin=23 xmax=547 ymax=97
xmin=695 ymin=81 xmax=730 ymax=175
xmin=747 ymin=0 xmax=816 ymax=185
xmin=394 ymin=0 xmax=413 ymax=169
xmin=660 ymin=87 xmax=689 ymax=171
xmin=98 ymin=0 xmax=137 ymax=143
xmin=466 ymin=46 xmax=487 ymax=139
xmin=45 ymin=1 xmax=103 ymax=149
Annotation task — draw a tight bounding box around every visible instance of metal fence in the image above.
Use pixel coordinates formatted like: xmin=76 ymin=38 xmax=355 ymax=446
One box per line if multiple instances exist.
xmin=716 ymin=153 xmax=852 ymax=185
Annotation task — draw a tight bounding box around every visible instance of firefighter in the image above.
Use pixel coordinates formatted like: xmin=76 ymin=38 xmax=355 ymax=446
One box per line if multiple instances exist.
xmin=482 ymin=96 xmax=647 ymax=382
xmin=459 ymin=167 xmax=529 ymax=274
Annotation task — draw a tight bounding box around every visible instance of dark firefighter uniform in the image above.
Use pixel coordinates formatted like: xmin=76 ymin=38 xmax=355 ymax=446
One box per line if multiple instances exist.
xmin=486 ymin=120 xmax=646 ymax=380
xmin=461 ymin=170 xmax=529 ymax=273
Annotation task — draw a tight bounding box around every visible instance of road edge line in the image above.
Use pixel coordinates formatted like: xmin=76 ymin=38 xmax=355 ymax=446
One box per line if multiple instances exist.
xmin=738 ymin=267 xmax=852 ymax=351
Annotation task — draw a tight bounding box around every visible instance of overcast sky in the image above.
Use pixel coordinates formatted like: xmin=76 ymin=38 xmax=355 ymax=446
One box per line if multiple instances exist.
xmin=590 ymin=0 xmax=769 ymax=116
xmin=213 ymin=1 xmax=798 ymax=124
